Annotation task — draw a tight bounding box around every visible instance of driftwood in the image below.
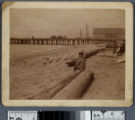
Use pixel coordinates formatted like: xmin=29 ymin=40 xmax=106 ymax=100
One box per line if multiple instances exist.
xmin=85 ymin=49 xmax=102 ymax=58
xmin=28 ymin=69 xmax=83 ymax=99
xmin=43 ymin=69 xmax=83 ymax=99
xmin=52 ymin=71 xmax=94 ymax=99
xmin=40 ymin=49 xmax=102 ymax=99
xmin=46 ymin=49 xmax=102 ymax=99
xmin=66 ymin=49 xmax=102 ymax=67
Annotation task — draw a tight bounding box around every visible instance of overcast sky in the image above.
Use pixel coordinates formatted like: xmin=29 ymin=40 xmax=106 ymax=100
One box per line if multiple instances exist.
xmin=10 ymin=9 xmax=125 ymax=38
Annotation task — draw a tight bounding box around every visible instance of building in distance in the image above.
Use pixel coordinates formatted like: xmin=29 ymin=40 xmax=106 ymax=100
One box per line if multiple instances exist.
xmin=93 ymin=28 xmax=125 ymax=41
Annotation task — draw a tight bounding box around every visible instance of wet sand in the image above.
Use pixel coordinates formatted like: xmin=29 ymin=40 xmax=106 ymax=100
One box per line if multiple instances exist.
xmin=10 ymin=44 xmax=125 ymax=100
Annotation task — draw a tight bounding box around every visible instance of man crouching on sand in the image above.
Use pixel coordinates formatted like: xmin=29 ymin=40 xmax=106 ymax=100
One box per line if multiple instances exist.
xmin=74 ymin=52 xmax=86 ymax=71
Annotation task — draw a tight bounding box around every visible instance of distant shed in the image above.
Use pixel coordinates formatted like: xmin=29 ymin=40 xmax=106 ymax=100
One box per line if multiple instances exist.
xmin=93 ymin=28 xmax=125 ymax=41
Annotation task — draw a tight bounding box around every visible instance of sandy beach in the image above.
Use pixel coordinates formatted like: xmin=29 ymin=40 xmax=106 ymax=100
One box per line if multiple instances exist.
xmin=10 ymin=44 xmax=125 ymax=100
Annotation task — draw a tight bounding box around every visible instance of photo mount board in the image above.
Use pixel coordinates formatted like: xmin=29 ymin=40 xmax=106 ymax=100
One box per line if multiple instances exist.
xmin=2 ymin=1 xmax=133 ymax=107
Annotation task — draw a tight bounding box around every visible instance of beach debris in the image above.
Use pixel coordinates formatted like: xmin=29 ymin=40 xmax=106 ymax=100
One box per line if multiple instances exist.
xmin=49 ymin=59 xmax=53 ymax=63
xmin=114 ymin=55 xmax=125 ymax=63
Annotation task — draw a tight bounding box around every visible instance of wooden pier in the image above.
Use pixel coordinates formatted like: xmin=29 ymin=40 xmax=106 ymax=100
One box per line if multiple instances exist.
xmin=10 ymin=38 xmax=116 ymax=45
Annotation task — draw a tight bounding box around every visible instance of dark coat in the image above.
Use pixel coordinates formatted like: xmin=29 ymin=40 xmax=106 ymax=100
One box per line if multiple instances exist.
xmin=74 ymin=56 xmax=86 ymax=71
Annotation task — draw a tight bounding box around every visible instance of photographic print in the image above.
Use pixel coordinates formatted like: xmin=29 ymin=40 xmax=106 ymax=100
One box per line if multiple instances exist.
xmin=2 ymin=2 xmax=133 ymax=106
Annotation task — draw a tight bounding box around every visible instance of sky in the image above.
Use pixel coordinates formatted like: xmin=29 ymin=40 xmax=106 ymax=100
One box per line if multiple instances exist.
xmin=10 ymin=9 xmax=125 ymax=38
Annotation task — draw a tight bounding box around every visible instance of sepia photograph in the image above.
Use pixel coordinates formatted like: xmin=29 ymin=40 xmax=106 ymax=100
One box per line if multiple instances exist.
xmin=2 ymin=2 xmax=133 ymax=106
